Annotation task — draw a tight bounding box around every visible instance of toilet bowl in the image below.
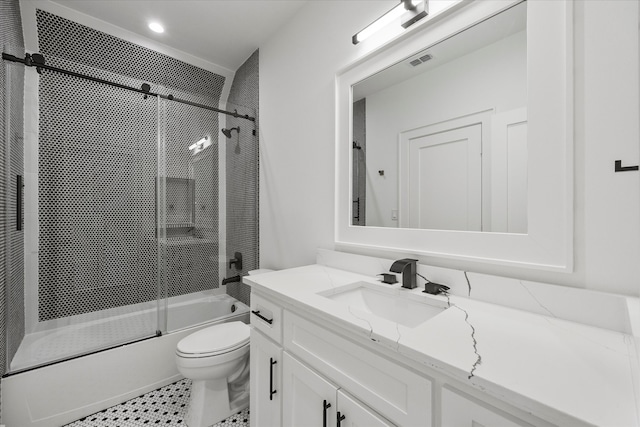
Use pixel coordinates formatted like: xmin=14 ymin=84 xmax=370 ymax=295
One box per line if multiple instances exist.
xmin=176 ymin=321 xmax=250 ymax=427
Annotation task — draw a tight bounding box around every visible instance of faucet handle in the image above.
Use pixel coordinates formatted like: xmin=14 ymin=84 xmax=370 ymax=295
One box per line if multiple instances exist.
xmin=423 ymin=281 xmax=450 ymax=295
xmin=377 ymin=273 xmax=397 ymax=284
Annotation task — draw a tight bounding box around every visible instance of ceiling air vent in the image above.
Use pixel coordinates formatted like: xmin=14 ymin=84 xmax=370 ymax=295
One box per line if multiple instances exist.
xmin=409 ymin=53 xmax=433 ymax=67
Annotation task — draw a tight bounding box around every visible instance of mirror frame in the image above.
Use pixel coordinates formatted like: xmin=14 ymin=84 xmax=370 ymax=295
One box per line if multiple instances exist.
xmin=335 ymin=0 xmax=573 ymax=272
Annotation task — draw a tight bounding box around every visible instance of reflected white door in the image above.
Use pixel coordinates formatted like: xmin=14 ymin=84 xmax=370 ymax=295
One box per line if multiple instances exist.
xmin=491 ymin=108 xmax=527 ymax=233
xmin=405 ymin=124 xmax=482 ymax=230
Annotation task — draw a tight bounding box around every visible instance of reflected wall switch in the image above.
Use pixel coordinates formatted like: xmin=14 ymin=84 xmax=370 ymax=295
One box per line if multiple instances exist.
xmin=391 ymin=210 xmax=398 ymax=221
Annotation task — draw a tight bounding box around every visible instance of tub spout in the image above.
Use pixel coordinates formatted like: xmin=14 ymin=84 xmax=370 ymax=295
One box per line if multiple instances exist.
xmin=222 ymin=275 xmax=241 ymax=286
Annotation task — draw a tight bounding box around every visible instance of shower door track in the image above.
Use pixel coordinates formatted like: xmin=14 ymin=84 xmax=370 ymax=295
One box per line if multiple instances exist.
xmin=0 ymin=332 xmax=160 ymax=378
xmin=1 ymin=52 xmax=256 ymax=122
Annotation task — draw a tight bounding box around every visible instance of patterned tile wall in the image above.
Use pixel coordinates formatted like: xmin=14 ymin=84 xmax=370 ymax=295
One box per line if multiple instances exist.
xmin=0 ymin=0 xmax=25 ymax=415
xmin=225 ymin=50 xmax=259 ymax=306
xmin=35 ymin=11 xmax=226 ymax=320
xmin=165 ymin=101 xmax=220 ymax=298
xmin=37 ymin=64 xmax=160 ymax=319
xmin=36 ymin=10 xmax=224 ymax=106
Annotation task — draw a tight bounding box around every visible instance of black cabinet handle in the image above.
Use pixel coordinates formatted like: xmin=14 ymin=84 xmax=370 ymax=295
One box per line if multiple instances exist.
xmin=269 ymin=358 xmax=277 ymax=401
xmin=337 ymin=411 xmax=346 ymax=427
xmin=251 ymin=310 xmax=273 ymax=324
xmin=323 ymin=400 xmax=332 ymax=427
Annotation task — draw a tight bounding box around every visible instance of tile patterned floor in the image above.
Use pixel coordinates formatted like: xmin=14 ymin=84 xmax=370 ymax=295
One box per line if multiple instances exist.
xmin=65 ymin=379 xmax=250 ymax=427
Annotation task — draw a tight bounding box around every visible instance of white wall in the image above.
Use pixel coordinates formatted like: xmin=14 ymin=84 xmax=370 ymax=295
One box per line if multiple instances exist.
xmin=259 ymin=1 xmax=397 ymax=270
xmin=259 ymin=0 xmax=640 ymax=297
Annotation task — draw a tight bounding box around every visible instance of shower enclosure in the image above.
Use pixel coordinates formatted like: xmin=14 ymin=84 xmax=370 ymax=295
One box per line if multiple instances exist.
xmin=2 ymin=44 xmax=257 ymax=374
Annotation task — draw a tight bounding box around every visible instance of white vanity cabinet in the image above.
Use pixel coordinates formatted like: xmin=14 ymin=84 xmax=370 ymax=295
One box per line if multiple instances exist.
xmin=250 ymin=290 xmax=545 ymax=427
xmin=250 ymin=293 xmax=284 ymax=427
xmin=283 ymin=311 xmax=432 ymax=426
xmin=250 ymin=329 xmax=282 ymax=427
xmin=282 ymin=353 xmax=393 ymax=427
xmin=336 ymin=389 xmax=395 ymax=427
xmin=441 ymin=387 xmax=535 ymax=427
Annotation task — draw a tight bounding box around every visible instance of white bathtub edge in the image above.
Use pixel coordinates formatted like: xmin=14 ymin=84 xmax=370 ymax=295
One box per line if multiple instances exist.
xmin=2 ymin=313 xmax=248 ymax=427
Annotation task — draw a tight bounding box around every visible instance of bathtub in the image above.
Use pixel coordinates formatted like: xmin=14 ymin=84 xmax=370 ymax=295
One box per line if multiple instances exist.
xmin=166 ymin=293 xmax=247 ymax=331
xmin=2 ymin=292 xmax=249 ymax=427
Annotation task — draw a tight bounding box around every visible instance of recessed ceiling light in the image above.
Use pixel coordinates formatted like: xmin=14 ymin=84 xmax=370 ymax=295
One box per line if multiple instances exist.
xmin=148 ymin=22 xmax=164 ymax=33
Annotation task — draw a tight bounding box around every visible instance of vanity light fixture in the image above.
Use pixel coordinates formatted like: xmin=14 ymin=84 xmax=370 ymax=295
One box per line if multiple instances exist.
xmin=352 ymin=0 xmax=428 ymax=45
xmin=148 ymin=22 xmax=165 ymax=34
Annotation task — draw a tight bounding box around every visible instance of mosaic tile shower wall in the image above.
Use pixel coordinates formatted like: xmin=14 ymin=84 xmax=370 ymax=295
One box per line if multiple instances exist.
xmin=35 ymin=10 xmax=226 ymax=320
xmin=165 ymin=101 xmax=220 ymax=298
xmin=226 ymin=50 xmax=259 ymax=306
xmin=0 ymin=0 xmax=25 ymax=405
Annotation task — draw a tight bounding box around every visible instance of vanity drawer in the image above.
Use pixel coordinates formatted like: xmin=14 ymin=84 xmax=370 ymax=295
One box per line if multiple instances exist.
xmin=250 ymin=292 xmax=283 ymax=344
xmin=284 ymin=311 xmax=432 ymax=427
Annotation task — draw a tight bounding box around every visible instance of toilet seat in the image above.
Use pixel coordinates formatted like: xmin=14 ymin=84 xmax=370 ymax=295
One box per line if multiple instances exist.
xmin=176 ymin=321 xmax=249 ymax=358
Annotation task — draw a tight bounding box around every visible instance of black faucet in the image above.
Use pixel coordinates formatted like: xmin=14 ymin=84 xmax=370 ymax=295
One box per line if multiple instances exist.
xmin=389 ymin=258 xmax=418 ymax=289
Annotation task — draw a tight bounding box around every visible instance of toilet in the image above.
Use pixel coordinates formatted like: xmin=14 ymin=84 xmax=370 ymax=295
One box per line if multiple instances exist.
xmin=176 ymin=321 xmax=250 ymax=427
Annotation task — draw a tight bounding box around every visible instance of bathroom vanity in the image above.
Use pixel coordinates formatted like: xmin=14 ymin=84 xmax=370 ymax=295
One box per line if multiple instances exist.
xmin=246 ymin=251 xmax=640 ymax=427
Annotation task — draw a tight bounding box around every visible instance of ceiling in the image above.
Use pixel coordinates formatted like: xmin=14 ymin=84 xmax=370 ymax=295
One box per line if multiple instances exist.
xmin=49 ymin=0 xmax=308 ymax=72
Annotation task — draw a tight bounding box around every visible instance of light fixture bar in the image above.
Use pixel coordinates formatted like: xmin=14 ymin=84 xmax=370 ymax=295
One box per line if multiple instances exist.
xmin=402 ymin=0 xmax=428 ymax=29
xmin=352 ymin=0 xmax=428 ymax=45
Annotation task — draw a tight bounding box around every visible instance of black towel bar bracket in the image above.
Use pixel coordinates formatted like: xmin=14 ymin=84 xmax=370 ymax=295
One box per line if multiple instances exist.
xmin=614 ymin=160 xmax=639 ymax=172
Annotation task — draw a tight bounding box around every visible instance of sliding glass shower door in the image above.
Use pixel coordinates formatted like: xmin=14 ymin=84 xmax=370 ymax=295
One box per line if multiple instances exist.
xmin=5 ymin=61 xmax=163 ymax=373
xmin=159 ymin=97 xmax=226 ymax=333
xmin=3 ymin=52 xmax=251 ymax=374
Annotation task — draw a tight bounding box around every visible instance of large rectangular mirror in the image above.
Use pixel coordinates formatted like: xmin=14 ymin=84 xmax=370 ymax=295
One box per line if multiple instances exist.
xmin=352 ymin=2 xmax=527 ymax=232
xmin=336 ymin=0 xmax=573 ymax=271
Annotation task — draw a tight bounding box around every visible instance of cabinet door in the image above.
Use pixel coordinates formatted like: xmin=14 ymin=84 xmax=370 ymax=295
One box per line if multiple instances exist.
xmin=250 ymin=329 xmax=282 ymax=427
xmin=283 ymin=352 xmax=337 ymax=427
xmin=441 ymin=388 xmax=534 ymax=427
xmin=337 ymin=390 xmax=395 ymax=427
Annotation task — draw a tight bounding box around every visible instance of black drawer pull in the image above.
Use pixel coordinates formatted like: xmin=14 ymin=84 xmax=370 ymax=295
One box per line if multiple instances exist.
xmin=251 ymin=310 xmax=273 ymax=324
xmin=269 ymin=358 xmax=277 ymax=401
xmin=337 ymin=411 xmax=346 ymax=427
xmin=323 ymin=400 xmax=332 ymax=427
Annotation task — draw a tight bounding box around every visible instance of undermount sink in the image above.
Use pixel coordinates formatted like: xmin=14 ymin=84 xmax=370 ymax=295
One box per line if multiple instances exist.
xmin=319 ymin=282 xmax=447 ymax=328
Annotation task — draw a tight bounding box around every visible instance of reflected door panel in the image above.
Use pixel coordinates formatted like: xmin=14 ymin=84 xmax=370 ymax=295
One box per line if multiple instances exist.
xmin=404 ymin=124 xmax=482 ymax=230
xmin=491 ymin=108 xmax=527 ymax=233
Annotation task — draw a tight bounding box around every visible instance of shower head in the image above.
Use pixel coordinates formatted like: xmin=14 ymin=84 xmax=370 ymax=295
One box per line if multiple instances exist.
xmin=221 ymin=126 xmax=240 ymax=139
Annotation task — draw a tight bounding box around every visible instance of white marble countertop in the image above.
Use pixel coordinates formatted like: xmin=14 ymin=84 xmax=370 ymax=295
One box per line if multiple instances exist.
xmin=244 ymin=264 xmax=640 ymax=427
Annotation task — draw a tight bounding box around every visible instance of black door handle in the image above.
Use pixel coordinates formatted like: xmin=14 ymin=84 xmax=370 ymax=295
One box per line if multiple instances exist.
xmin=322 ymin=400 xmax=332 ymax=427
xmin=337 ymin=411 xmax=346 ymax=427
xmin=269 ymin=357 xmax=277 ymax=400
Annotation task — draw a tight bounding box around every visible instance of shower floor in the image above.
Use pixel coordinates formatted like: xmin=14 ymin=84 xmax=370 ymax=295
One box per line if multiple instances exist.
xmin=64 ymin=378 xmax=249 ymax=427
